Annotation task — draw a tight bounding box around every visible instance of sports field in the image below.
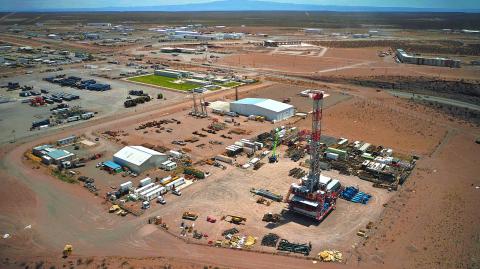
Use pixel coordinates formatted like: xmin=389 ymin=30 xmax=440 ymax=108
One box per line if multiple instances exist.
xmin=128 ymin=74 xmax=199 ymax=91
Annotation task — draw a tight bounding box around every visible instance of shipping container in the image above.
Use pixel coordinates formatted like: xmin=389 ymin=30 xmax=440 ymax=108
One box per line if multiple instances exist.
xmin=215 ymin=155 xmax=233 ymax=164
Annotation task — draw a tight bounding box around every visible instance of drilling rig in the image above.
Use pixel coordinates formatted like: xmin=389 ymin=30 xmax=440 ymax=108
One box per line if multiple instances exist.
xmin=284 ymin=90 xmax=338 ymax=221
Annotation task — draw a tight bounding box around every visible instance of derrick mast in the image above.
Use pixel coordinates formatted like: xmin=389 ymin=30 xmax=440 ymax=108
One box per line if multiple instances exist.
xmin=306 ymin=91 xmax=323 ymax=192
xmin=285 ymin=90 xmax=338 ymax=221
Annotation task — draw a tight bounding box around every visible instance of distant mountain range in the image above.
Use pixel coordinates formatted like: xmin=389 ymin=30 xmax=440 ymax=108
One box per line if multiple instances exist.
xmin=3 ymin=0 xmax=480 ymax=13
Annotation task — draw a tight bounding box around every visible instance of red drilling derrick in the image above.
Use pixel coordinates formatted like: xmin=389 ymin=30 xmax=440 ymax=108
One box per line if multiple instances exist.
xmin=285 ymin=90 xmax=338 ymax=221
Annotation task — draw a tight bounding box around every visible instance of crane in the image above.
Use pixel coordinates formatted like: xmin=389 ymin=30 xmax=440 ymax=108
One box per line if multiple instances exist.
xmin=269 ymin=128 xmax=280 ymax=163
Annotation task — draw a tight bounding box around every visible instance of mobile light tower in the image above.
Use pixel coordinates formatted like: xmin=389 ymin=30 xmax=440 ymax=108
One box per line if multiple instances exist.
xmin=285 ymin=90 xmax=338 ymax=221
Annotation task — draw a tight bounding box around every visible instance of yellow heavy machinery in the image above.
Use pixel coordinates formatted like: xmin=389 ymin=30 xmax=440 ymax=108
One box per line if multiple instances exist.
xmin=262 ymin=213 xmax=281 ymax=223
xmin=221 ymin=215 xmax=246 ymax=225
xmin=62 ymin=244 xmax=73 ymax=258
xmin=109 ymin=205 xmax=120 ymax=213
xmin=182 ymin=211 xmax=199 ymax=221
xmin=256 ymin=197 xmax=271 ymax=206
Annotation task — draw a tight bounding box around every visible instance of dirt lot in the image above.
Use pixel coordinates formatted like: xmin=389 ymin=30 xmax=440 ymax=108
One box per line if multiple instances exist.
xmin=238 ymin=82 xmax=351 ymax=112
xmin=219 ymin=52 xmax=370 ymax=74
xmin=143 ymin=154 xmax=393 ymax=256
xmin=315 ymin=97 xmax=447 ymax=156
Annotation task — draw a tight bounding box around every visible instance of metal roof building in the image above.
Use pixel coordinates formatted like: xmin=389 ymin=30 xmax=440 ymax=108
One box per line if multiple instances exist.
xmin=230 ymin=98 xmax=295 ymax=122
xmin=45 ymin=149 xmax=75 ymax=164
xmin=113 ymin=146 xmax=168 ymax=174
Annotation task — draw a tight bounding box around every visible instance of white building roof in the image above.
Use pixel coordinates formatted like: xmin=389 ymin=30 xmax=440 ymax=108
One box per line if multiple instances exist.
xmin=114 ymin=146 xmax=165 ymax=166
xmin=232 ymin=98 xmax=293 ymax=112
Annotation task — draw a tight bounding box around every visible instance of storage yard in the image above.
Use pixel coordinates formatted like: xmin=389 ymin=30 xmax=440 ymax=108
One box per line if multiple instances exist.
xmin=0 ymin=11 xmax=479 ymax=269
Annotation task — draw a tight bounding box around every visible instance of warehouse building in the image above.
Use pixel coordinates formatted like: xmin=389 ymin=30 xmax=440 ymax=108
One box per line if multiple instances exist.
xmin=230 ymin=98 xmax=295 ymax=122
xmin=113 ymin=146 xmax=168 ymax=174
xmin=396 ymin=49 xmax=461 ymax=68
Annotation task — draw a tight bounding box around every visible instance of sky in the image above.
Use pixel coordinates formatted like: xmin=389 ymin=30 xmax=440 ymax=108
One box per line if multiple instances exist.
xmin=1 ymin=0 xmax=479 ymax=11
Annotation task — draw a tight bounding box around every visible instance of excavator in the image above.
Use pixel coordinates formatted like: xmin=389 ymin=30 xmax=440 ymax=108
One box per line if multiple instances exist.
xmin=221 ymin=215 xmax=247 ymax=225
xmin=62 ymin=244 xmax=73 ymax=258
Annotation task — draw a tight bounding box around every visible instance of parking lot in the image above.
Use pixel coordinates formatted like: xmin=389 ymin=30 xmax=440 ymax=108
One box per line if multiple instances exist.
xmin=0 ymin=65 xmax=187 ymax=144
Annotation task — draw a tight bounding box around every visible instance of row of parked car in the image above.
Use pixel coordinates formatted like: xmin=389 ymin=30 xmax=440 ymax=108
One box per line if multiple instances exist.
xmin=44 ymin=74 xmax=111 ymax=91
xmin=21 ymin=91 xmax=80 ymax=103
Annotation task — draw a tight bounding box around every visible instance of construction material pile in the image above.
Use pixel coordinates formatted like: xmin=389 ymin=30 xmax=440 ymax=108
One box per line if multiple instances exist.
xmin=250 ymin=188 xmax=283 ymax=202
xmin=277 ymin=239 xmax=311 ymax=256
xmin=317 ymin=250 xmax=343 ymax=262
xmin=286 ymin=147 xmax=305 ymax=162
xmin=228 ymin=128 xmax=251 ymax=135
xmin=261 ymin=233 xmax=280 ymax=247
xmin=340 ymin=186 xmax=372 ymax=204
xmin=135 ymin=119 xmax=179 ymax=130
xmin=222 ymin=228 xmax=239 ymax=237
xmin=209 ymin=122 xmax=226 ymax=131
xmin=289 ymin=167 xmax=306 ymax=179
xmin=184 ymin=167 xmax=205 ymax=179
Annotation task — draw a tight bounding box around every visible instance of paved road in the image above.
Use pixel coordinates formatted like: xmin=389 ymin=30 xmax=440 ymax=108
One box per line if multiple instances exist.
xmin=388 ymin=91 xmax=480 ymax=112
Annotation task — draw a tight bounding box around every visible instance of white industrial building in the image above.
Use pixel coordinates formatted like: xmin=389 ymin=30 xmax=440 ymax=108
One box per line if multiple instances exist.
xmin=230 ymin=98 xmax=295 ymax=122
xmin=113 ymin=146 xmax=168 ymax=174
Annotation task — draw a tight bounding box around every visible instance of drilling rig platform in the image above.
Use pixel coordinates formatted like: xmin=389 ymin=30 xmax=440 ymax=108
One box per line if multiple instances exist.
xmin=285 ymin=91 xmax=339 ymax=221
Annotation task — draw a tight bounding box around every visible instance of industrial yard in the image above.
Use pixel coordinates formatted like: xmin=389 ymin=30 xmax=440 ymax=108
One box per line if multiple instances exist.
xmin=0 ymin=8 xmax=479 ymax=269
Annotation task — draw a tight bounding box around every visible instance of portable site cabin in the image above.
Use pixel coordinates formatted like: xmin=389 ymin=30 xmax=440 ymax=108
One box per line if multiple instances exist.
xmin=139 ymin=177 xmax=152 ymax=187
xmin=319 ymin=175 xmax=332 ymax=188
xmin=134 ymin=182 xmax=155 ymax=196
xmin=160 ymin=160 xmax=177 ymax=171
xmin=57 ymin=135 xmax=77 ymax=146
xmin=326 ymin=179 xmax=341 ymax=193
xmin=164 ymin=177 xmax=185 ymax=191
xmin=138 ymin=184 xmax=161 ymax=199
xmin=140 ymin=185 xmax=166 ymax=201
xmin=168 ymin=150 xmax=182 ymax=159
xmin=159 ymin=176 xmax=172 ymax=185
xmin=120 ymin=181 xmax=132 ymax=191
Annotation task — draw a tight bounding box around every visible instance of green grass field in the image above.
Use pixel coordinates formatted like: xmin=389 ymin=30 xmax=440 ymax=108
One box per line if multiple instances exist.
xmin=128 ymin=75 xmax=199 ymax=91
xmin=214 ymin=81 xmax=242 ymax=88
